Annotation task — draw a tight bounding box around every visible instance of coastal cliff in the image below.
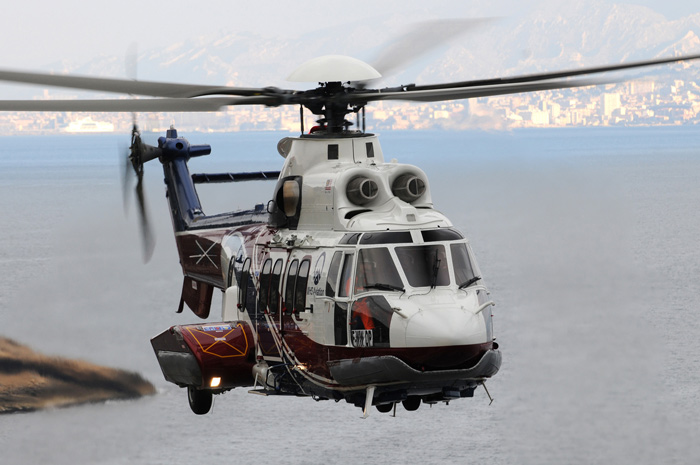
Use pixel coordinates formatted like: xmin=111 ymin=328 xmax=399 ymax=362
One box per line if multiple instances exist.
xmin=0 ymin=337 xmax=155 ymax=414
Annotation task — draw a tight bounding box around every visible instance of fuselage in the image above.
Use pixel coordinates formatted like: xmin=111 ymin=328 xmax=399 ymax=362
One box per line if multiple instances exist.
xmin=152 ymin=128 xmax=501 ymax=408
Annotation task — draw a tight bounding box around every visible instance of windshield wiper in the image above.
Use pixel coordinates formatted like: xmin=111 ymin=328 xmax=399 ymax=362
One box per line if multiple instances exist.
xmin=365 ymin=283 xmax=405 ymax=292
xmin=430 ymin=249 xmax=441 ymax=289
xmin=458 ymin=276 xmax=481 ymax=289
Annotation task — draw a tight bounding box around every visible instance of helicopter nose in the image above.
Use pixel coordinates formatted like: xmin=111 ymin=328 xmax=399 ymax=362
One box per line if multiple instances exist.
xmin=403 ymin=307 xmax=486 ymax=348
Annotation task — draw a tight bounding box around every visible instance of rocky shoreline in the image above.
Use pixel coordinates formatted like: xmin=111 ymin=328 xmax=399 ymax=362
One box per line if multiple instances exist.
xmin=0 ymin=337 xmax=155 ymax=414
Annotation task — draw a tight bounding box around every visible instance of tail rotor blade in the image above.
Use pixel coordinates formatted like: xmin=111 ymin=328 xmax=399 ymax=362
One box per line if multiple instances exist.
xmin=124 ymin=122 xmax=157 ymax=262
xmin=121 ymin=144 xmax=133 ymax=213
xmin=134 ymin=174 xmax=155 ymax=262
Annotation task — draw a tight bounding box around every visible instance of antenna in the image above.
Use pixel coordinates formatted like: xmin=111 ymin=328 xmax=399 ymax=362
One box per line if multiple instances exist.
xmin=299 ymin=106 xmax=305 ymax=134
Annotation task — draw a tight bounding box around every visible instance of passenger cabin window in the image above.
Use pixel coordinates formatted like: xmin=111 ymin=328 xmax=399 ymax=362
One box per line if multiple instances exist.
xmin=238 ymin=258 xmax=251 ymax=312
xmin=326 ymin=251 xmax=343 ymax=297
xmin=269 ymin=259 xmax=283 ymax=315
xmin=259 ymin=259 xmax=272 ymax=313
xmin=284 ymin=260 xmax=298 ymax=315
xmin=396 ymin=245 xmax=449 ymax=287
xmin=355 ymin=248 xmax=404 ymax=294
xmin=294 ymin=260 xmax=310 ymax=314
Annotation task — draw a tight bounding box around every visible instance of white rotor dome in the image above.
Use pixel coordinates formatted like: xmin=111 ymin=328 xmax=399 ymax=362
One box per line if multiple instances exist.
xmin=287 ymin=55 xmax=381 ymax=83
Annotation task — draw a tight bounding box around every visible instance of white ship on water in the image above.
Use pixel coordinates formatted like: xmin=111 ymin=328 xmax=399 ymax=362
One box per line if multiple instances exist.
xmin=64 ymin=117 xmax=115 ymax=133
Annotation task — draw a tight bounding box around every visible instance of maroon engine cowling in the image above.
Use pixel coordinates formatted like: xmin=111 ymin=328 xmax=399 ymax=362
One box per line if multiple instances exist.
xmin=151 ymin=321 xmax=255 ymax=390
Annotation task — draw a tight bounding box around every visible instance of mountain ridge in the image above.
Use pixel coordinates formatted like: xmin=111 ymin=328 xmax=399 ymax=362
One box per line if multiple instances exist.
xmin=9 ymin=3 xmax=700 ymax=100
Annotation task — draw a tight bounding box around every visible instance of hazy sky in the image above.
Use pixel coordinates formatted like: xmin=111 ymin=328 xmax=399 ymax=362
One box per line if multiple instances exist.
xmin=1 ymin=0 xmax=698 ymax=70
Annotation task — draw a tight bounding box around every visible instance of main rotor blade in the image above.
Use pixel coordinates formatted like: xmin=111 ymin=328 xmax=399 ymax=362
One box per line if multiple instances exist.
xmin=369 ymin=18 xmax=496 ymax=81
xmin=348 ymin=77 xmax=612 ymax=104
xmin=0 ymin=68 xmax=283 ymax=98
xmin=345 ymin=53 xmax=700 ymax=104
xmin=0 ymin=95 xmax=279 ymax=112
xmin=406 ymin=53 xmax=700 ymax=92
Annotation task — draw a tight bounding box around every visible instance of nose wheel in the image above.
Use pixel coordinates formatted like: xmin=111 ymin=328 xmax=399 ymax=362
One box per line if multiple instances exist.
xmin=187 ymin=386 xmax=213 ymax=415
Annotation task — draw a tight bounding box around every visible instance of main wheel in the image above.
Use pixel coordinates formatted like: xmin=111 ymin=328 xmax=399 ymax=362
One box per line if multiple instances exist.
xmin=376 ymin=403 xmax=394 ymax=413
xmin=187 ymin=386 xmax=213 ymax=415
xmin=402 ymin=396 xmax=421 ymax=411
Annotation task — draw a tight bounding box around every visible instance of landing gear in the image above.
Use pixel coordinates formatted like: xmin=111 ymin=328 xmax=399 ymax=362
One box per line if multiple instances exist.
xmin=187 ymin=386 xmax=213 ymax=415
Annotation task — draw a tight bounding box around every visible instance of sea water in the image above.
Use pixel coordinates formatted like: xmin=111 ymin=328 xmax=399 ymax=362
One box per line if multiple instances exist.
xmin=1 ymin=127 xmax=699 ymax=464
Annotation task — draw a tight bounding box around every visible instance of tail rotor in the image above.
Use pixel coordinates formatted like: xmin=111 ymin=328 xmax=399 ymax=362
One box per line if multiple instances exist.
xmin=124 ymin=122 xmax=159 ymax=262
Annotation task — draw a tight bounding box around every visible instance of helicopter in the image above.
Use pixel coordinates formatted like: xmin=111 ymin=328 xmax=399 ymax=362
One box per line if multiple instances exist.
xmin=0 ymin=49 xmax=698 ymax=417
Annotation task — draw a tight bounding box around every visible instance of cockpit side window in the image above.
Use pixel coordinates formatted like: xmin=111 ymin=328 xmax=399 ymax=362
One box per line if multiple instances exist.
xmin=326 ymin=251 xmax=343 ymax=297
xmin=451 ymin=243 xmax=477 ymax=287
xmin=338 ymin=253 xmax=354 ymax=298
xmin=354 ymin=248 xmax=403 ymax=294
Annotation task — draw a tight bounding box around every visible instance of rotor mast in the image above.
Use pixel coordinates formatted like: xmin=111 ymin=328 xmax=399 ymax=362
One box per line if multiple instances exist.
xmin=302 ymin=81 xmax=365 ymax=134
xmin=286 ymin=55 xmax=379 ymax=134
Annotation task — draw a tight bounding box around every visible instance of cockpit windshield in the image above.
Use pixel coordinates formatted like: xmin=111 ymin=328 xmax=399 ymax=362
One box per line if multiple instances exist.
xmin=354 ymin=247 xmax=404 ymax=294
xmin=396 ymin=245 xmax=450 ymax=288
xmin=350 ymin=238 xmax=479 ymax=294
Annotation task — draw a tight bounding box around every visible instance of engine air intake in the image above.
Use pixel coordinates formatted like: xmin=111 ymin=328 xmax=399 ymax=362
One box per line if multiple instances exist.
xmin=347 ymin=176 xmax=379 ymax=205
xmin=392 ymin=174 xmax=426 ymax=203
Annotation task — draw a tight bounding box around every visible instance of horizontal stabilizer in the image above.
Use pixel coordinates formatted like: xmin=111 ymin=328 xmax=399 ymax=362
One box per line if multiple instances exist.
xmin=191 ymin=171 xmax=280 ymax=184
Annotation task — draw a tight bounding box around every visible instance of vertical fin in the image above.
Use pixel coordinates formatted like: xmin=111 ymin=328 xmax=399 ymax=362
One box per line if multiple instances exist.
xmin=178 ymin=276 xmax=213 ymax=319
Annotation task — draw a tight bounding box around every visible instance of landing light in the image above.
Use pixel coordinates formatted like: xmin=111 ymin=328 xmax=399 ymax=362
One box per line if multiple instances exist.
xmin=210 ymin=377 xmax=221 ymax=388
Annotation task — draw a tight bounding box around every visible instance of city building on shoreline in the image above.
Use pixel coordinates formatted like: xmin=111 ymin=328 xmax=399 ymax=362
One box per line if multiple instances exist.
xmin=1 ymin=78 xmax=699 ymax=135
